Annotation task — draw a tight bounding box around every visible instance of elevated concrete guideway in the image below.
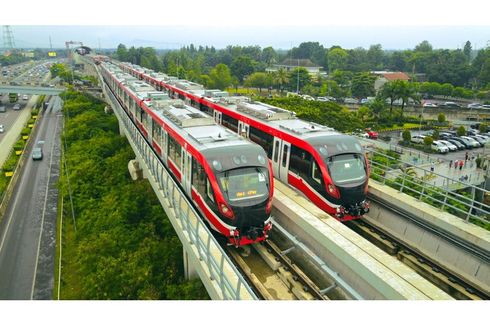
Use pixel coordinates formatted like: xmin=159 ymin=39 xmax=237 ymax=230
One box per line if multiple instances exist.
xmin=0 ymin=85 xmax=66 ymax=96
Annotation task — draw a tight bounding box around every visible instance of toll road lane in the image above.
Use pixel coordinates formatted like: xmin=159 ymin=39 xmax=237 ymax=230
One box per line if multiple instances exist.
xmin=0 ymin=98 xmax=62 ymax=299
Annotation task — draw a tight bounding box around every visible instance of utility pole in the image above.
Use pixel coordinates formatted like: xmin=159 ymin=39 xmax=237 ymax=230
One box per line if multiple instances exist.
xmin=2 ymin=25 xmax=16 ymax=51
xmin=49 ymin=36 xmax=53 ymax=49
xmin=296 ymin=58 xmax=300 ymax=93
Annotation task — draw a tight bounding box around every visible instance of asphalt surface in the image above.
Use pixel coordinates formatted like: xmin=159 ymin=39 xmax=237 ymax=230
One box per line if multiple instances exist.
xmin=0 ymin=97 xmax=62 ymax=299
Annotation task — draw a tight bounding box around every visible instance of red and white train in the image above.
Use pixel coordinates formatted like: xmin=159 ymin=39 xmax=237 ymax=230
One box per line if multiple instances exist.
xmin=99 ymin=62 xmax=274 ymax=246
xmin=118 ymin=61 xmax=370 ymax=221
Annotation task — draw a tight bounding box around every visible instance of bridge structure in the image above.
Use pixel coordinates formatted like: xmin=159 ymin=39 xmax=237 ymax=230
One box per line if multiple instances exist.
xmin=87 ymin=57 xmax=488 ymax=300
xmin=0 ymin=85 xmax=66 ymax=96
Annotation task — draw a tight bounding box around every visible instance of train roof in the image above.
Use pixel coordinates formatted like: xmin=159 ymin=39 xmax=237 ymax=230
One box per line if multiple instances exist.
xmin=103 ymin=63 xmax=261 ymax=155
xmin=150 ymin=99 xmax=250 ymax=151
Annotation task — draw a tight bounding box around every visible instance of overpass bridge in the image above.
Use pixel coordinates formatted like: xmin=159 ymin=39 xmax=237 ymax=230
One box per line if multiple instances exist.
xmin=0 ymin=85 xmax=66 ymax=96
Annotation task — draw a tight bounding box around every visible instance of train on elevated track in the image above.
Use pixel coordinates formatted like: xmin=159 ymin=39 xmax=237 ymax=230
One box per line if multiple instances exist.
xmin=95 ymin=54 xmax=370 ymax=221
xmin=99 ymin=61 xmax=274 ymax=246
xmin=113 ymin=60 xmax=370 ymax=221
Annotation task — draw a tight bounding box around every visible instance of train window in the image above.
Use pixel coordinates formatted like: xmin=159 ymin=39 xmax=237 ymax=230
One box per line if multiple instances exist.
xmin=250 ymin=127 xmax=273 ymax=158
xmin=139 ymin=108 xmax=145 ymax=123
xmin=168 ymin=136 xmax=182 ymax=169
xmin=152 ymin=120 xmax=162 ymax=144
xmin=282 ymin=144 xmax=288 ymax=167
xmin=274 ymin=141 xmax=280 ymax=162
xmin=312 ymin=161 xmax=322 ymax=184
xmin=289 ymin=145 xmax=311 ymax=177
xmin=222 ymin=113 xmax=238 ymax=132
xmin=206 ymin=179 xmax=215 ymax=203
xmin=192 ymin=158 xmax=206 ymax=196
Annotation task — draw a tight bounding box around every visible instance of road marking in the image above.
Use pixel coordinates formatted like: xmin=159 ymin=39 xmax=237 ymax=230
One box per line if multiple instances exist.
xmin=30 ymin=114 xmax=59 ymax=300
xmin=57 ymin=196 xmax=63 ymax=300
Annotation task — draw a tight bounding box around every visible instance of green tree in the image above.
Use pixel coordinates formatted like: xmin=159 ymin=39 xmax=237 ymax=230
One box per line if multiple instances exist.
xmin=415 ymin=40 xmax=433 ymax=52
xmin=230 ymin=56 xmax=256 ymax=83
xmin=479 ymin=123 xmax=488 ymax=134
xmin=209 ymin=63 xmax=232 ymax=90
xmin=351 ymin=72 xmax=376 ymax=98
xmin=288 ymin=67 xmax=311 ymax=92
xmin=463 ymin=41 xmax=472 ymax=62
xmin=244 ymin=72 xmax=272 ymax=93
xmin=116 ymin=44 xmax=128 ymax=61
xmin=368 ymin=97 xmax=387 ymax=119
xmin=380 ymin=80 xmax=401 ymax=116
xmin=327 ymin=47 xmax=348 ymax=73
xmin=402 ymin=130 xmax=411 ymax=143
xmin=432 ymin=130 xmax=439 ymax=140
xmin=424 ymin=136 xmax=434 ymax=147
xmin=261 ymin=46 xmax=277 ymax=65
xmin=398 ymin=81 xmax=419 ymax=116
xmin=273 ymin=68 xmax=289 ymax=93
xmin=356 ymin=106 xmax=371 ymax=123
xmin=438 ymin=113 xmax=446 ymax=123
xmin=457 ymin=125 xmax=466 ymax=136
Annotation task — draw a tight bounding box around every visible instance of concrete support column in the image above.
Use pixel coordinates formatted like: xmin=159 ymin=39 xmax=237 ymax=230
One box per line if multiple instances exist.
xmin=128 ymin=159 xmax=143 ymax=181
xmin=183 ymin=248 xmax=198 ymax=280
xmin=118 ymin=119 xmax=126 ymax=137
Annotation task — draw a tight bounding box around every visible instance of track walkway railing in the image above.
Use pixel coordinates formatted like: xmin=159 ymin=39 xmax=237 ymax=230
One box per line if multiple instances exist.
xmin=366 ymin=149 xmax=490 ymax=227
xmin=102 ymin=80 xmax=256 ymax=300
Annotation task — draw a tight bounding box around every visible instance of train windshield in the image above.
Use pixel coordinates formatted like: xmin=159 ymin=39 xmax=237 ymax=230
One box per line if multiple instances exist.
xmin=326 ymin=154 xmax=366 ymax=184
xmin=218 ymin=167 xmax=270 ymax=203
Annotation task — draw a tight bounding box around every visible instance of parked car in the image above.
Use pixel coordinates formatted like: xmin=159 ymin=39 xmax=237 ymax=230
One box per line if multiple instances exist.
xmin=423 ymin=102 xmax=438 ymax=108
xmin=13 ymin=104 xmax=20 ymax=110
xmin=470 ymin=135 xmax=488 ymax=145
xmin=482 ymin=104 xmax=490 ymax=109
xmin=467 ymin=129 xmax=480 ymax=136
xmin=446 ymin=138 xmax=466 ymax=150
xmin=22 ymin=94 xmax=28 ymax=100
xmin=316 ymin=97 xmax=330 ymax=102
xmin=0 ymin=106 xmax=6 ymax=113
xmin=32 ymin=147 xmax=43 ymax=160
xmin=460 ymin=136 xmax=481 ymax=148
xmin=432 ymin=141 xmax=449 ymax=153
xmin=468 ymin=103 xmax=483 ymax=109
xmin=0 ymin=124 xmax=4 ymax=133
xmin=411 ymin=135 xmax=426 ymax=144
xmin=438 ymin=140 xmax=458 ymax=151
xmin=344 ymin=97 xmax=359 ymax=104
xmin=442 ymin=101 xmax=461 ymax=108
xmin=365 ymin=128 xmax=378 ymax=139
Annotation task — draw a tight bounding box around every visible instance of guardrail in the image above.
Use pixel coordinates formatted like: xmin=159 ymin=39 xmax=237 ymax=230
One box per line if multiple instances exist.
xmin=367 ymin=149 xmax=490 ymax=227
xmin=104 ymin=83 xmax=256 ymax=300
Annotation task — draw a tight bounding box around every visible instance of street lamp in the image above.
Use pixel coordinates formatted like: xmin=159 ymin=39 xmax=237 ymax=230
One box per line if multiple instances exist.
xmin=418 ymin=106 xmax=424 ymax=133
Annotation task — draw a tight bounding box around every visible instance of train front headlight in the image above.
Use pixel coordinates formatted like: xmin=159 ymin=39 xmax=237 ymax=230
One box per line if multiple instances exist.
xmin=219 ymin=202 xmax=234 ymax=219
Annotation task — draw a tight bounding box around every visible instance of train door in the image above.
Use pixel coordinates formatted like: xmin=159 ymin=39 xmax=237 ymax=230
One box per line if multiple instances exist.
xmin=272 ymin=137 xmax=291 ymax=183
xmin=213 ymin=110 xmax=222 ymax=124
xmin=181 ymin=147 xmax=192 ymax=194
xmin=162 ymin=130 xmax=168 ymax=161
xmin=238 ymin=121 xmax=250 ymax=138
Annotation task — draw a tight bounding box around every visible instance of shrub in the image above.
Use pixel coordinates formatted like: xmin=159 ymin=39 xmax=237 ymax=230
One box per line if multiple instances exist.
xmin=402 ymin=130 xmax=411 ymax=142
xmin=21 ymin=127 xmax=30 ymax=136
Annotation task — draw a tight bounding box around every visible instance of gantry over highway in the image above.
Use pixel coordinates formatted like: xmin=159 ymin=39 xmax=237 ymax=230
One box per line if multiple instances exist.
xmin=0 ymin=85 xmax=66 ymax=96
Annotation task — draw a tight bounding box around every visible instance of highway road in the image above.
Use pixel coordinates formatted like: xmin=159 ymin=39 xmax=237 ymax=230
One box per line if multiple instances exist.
xmin=0 ymin=97 xmax=62 ymax=299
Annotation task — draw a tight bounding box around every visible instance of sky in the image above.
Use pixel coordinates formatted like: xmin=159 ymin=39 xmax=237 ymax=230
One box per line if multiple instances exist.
xmin=3 ymin=0 xmax=490 ymax=51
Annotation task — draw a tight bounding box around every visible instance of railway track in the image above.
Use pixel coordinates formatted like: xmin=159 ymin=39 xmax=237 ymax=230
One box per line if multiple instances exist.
xmin=347 ymin=218 xmax=488 ymax=300
xmin=225 ymin=222 xmax=360 ymax=300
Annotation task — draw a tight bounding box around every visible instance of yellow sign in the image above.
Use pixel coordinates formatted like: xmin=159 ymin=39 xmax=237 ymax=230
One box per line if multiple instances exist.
xmin=48 ymin=52 xmax=57 ymax=57
xmin=24 ymin=52 xmax=35 ymax=58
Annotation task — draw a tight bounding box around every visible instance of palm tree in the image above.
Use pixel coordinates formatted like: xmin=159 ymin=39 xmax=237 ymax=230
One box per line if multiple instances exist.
xmin=380 ymin=80 xmax=400 ymax=116
xmin=273 ymin=68 xmax=289 ymax=94
xmin=399 ymin=81 xmax=420 ymax=117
